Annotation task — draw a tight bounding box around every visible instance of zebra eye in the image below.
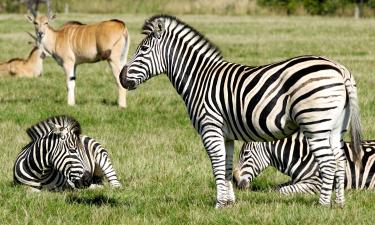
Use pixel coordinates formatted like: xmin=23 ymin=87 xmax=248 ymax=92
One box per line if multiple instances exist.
xmin=140 ymin=45 xmax=149 ymax=52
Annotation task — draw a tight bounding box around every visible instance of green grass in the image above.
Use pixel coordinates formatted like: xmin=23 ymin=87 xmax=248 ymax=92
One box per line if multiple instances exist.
xmin=1 ymin=13 xmax=375 ymax=224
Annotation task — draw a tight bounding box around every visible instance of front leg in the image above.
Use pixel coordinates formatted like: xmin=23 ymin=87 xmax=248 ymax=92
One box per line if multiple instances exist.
xmin=63 ymin=62 xmax=76 ymax=106
xmin=201 ymin=125 xmax=235 ymax=208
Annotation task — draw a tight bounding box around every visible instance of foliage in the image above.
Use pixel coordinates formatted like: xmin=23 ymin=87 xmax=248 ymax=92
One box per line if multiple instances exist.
xmin=1 ymin=13 xmax=375 ymax=224
xmin=0 ymin=0 xmax=374 ymax=16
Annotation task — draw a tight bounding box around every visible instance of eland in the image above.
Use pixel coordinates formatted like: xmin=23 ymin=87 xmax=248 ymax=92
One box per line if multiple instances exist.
xmin=26 ymin=0 xmax=130 ymax=107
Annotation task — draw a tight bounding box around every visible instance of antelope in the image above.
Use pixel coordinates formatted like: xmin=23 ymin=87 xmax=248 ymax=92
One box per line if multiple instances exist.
xmin=0 ymin=44 xmax=45 ymax=77
xmin=26 ymin=1 xmax=130 ymax=107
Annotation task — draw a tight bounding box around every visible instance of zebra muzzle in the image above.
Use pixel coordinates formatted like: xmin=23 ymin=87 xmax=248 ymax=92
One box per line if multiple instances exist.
xmin=119 ymin=66 xmax=136 ymax=90
xmin=74 ymin=171 xmax=92 ymax=188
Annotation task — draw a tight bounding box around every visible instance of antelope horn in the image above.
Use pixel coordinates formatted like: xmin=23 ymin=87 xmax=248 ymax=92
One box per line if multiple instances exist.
xmin=26 ymin=0 xmax=37 ymax=17
xmin=46 ymin=0 xmax=52 ymax=18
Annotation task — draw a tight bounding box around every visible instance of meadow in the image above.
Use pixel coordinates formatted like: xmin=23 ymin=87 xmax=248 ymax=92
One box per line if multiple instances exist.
xmin=1 ymin=13 xmax=375 ymax=224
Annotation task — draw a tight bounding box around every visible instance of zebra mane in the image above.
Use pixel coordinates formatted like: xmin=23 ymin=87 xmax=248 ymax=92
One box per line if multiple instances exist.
xmin=142 ymin=14 xmax=222 ymax=59
xmin=26 ymin=115 xmax=82 ymax=141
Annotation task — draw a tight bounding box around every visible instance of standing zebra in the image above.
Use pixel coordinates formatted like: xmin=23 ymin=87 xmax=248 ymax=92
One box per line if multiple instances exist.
xmin=14 ymin=115 xmax=121 ymax=191
xmin=119 ymin=15 xmax=361 ymax=208
xmin=233 ymin=132 xmax=375 ymax=194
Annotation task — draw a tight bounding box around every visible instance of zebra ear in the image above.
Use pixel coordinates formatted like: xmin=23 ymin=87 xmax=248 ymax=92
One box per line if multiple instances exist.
xmin=152 ymin=19 xmax=165 ymax=39
xmin=47 ymin=122 xmax=65 ymax=135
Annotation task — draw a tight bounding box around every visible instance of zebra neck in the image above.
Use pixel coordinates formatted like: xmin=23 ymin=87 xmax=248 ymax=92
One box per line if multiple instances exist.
xmin=165 ymin=53 xmax=222 ymax=96
xmin=254 ymin=143 xmax=272 ymax=174
xmin=26 ymin=143 xmax=52 ymax=178
xmin=268 ymin=140 xmax=291 ymax=174
xmin=164 ymin=48 xmax=223 ymax=130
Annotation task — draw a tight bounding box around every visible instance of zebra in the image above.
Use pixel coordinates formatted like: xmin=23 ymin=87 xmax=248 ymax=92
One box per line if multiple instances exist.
xmin=233 ymin=131 xmax=375 ymax=194
xmin=119 ymin=15 xmax=361 ymax=208
xmin=13 ymin=115 xmax=121 ymax=191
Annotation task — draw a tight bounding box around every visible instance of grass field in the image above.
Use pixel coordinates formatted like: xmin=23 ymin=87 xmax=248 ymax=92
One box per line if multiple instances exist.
xmin=1 ymin=13 xmax=375 ymax=224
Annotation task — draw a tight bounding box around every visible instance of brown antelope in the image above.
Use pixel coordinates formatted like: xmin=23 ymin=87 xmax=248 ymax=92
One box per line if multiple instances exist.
xmin=0 ymin=45 xmax=45 ymax=77
xmin=26 ymin=1 xmax=130 ymax=107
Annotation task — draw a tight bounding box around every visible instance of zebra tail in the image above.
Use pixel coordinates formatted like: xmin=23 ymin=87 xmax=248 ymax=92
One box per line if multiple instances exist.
xmin=344 ymin=68 xmax=362 ymax=168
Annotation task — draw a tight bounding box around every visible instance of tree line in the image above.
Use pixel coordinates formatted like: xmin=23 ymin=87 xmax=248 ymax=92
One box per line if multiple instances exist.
xmin=1 ymin=0 xmax=374 ymax=17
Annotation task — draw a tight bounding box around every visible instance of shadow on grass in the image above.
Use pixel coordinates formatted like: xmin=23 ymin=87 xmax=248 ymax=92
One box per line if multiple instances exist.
xmin=101 ymin=99 xmax=117 ymax=106
xmin=243 ymin=193 xmax=318 ymax=206
xmin=0 ymin=97 xmax=34 ymax=103
xmin=235 ymin=186 xmax=318 ymax=206
xmin=66 ymin=193 xmax=130 ymax=207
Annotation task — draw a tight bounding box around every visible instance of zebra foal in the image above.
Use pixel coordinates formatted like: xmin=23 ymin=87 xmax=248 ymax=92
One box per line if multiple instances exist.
xmin=13 ymin=115 xmax=121 ymax=191
xmin=119 ymin=15 xmax=361 ymax=208
xmin=233 ymin=132 xmax=375 ymax=193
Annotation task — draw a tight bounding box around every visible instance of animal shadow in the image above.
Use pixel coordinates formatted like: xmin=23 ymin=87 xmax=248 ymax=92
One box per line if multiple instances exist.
xmin=66 ymin=193 xmax=126 ymax=207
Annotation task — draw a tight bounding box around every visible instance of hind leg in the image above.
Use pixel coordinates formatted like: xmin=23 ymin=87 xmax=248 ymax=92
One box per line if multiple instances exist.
xmin=331 ymin=108 xmax=350 ymax=207
xmin=304 ymin=133 xmax=336 ymax=205
xmin=331 ymin=133 xmax=346 ymax=207
xmin=278 ymin=181 xmax=321 ymax=195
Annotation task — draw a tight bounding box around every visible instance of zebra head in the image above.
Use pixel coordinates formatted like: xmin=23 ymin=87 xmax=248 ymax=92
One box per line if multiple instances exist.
xmin=47 ymin=119 xmax=92 ymax=189
xmin=120 ymin=17 xmax=167 ymax=90
xmin=233 ymin=142 xmax=270 ymax=189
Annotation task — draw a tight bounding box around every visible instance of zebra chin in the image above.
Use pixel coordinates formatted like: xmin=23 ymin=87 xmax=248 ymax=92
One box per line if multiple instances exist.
xmin=121 ymin=80 xmax=137 ymax=90
xmin=69 ymin=171 xmax=93 ymax=189
xmin=233 ymin=169 xmax=250 ymax=189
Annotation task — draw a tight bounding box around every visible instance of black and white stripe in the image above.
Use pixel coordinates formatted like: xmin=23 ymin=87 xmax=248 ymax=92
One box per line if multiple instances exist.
xmin=120 ymin=15 xmax=361 ymax=207
xmin=13 ymin=115 xmax=121 ymax=191
xmin=233 ymin=131 xmax=375 ymax=193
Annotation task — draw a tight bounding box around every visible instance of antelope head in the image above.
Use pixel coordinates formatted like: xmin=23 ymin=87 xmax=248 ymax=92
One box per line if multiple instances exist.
xmin=25 ymin=0 xmax=56 ymax=43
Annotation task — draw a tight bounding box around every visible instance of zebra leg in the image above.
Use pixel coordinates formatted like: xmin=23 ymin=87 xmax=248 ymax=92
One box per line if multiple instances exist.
xmin=201 ymin=126 xmax=229 ymax=208
xmin=306 ymin=135 xmax=336 ymax=206
xmin=27 ymin=187 xmax=42 ymax=193
xmin=331 ymin=133 xmax=347 ymax=207
xmin=94 ymin=150 xmax=122 ymax=188
xmin=63 ymin=62 xmax=76 ymax=106
xmin=225 ymin=140 xmax=235 ymax=204
xmin=278 ymin=181 xmax=321 ymax=195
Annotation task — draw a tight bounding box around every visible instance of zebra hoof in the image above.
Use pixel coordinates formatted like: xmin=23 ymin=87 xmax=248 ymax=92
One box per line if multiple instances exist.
xmin=27 ymin=187 xmax=42 ymax=193
xmin=88 ymin=184 xmax=104 ymax=189
xmin=312 ymin=200 xmax=331 ymax=207
xmin=110 ymin=183 xmax=122 ymax=189
xmin=215 ymin=200 xmax=227 ymax=209
xmin=317 ymin=200 xmax=331 ymax=207
xmin=214 ymin=200 xmax=235 ymax=208
xmin=335 ymin=200 xmax=345 ymax=209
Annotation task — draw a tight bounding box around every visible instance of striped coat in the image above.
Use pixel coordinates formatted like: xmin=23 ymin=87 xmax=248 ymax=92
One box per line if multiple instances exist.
xmin=119 ymin=15 xmax=361 ymax=207
xmin=234 ymin=132 xmax=375 ymax=194
xmin=13 ymin=115 xmax=121 ymax=191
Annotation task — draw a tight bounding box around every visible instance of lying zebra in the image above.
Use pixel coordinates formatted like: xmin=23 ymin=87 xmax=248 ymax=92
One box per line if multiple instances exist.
xmin=13 ymin=115 xmax=121 ymax=191
xmin=233 ymin=132 xmax=375 ymax=194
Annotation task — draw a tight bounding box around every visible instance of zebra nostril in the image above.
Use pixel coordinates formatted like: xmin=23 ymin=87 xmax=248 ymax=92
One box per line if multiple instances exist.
xmin=81 ymin=171 xmax=92 ymax=187
xmin=123 ymin=80 xmax=136 ymax=90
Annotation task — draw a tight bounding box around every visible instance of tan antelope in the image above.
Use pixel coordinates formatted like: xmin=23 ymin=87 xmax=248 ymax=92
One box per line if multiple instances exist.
xmin=26 ymin=1 xmax=130 ymax=107
xmin=0 ymin=45 xmax=45 ymax=77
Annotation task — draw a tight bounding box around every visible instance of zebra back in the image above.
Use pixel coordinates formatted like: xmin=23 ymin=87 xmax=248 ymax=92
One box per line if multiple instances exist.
xmin=26 ymin=115 xmax=81 ymax=141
